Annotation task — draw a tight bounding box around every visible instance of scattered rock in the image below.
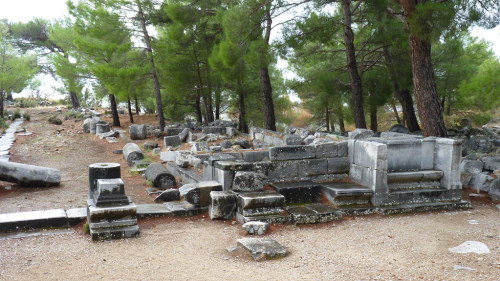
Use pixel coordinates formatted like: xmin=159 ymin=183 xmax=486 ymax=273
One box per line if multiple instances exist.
xmin=143 ymin=141 xmax=158 ymax=150
xmin=449 ymin=241 xmax=491 ymax=254
xmin=348 ymin=128 xmax=374 ymax=139
xmin=154 ymin=189 xmax=180 ymax=202
xmin=237 ymin=238 xmax=288 ymax=260
xmin=232 ymin=171 xmax=266 ymax=192
xmin=389 ymin=124 xmax=410 ymax=134
xmin=242 ymin=221 xmax=269 ymax=235
xmin=453 ymin=265 xmax=475 ymax=271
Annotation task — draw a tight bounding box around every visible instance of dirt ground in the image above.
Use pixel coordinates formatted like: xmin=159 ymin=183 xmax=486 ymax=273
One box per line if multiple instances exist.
xmin=0 ymin=107 xmax=498 ymax=281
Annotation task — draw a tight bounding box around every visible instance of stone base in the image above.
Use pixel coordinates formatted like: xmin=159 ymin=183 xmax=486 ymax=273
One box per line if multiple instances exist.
xmin=371 ymin=189 xmax=462 ymax=206
xmin=377 ymin=200 xmax=472 ymax=215
xmin=287 ymin=204 xmax=340 ymax=225
xmin=322 ymin=183 xmax=373 ymax=207
xmin=164 ymin=201 xmax=208 ymax=216
xmin=271 ymin=181 xmax=322 ymax=204
xmin=236 ymin=212 xmax=290 ymax=224
xmin=90 ymin=225 xmax=140 ymax=241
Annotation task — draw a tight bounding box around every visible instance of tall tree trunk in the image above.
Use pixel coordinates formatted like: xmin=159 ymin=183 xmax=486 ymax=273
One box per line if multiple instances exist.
xmin=399 ymin=89 xmax=420 ymax=132
xmin=390 ymin=98 xmax=401 ymax=124
xmin=194 ymin=96 xmax=203 ymax=123
xmin=325 ymin=106 xmax=330 ymax=131
xmin=336 ymin=103 xmax=346 ymax=134
xmin=408 ymin=34 xmax=446 ymax=137
xmin=342 ymin=0 xmax=366 ymax=129
xmin=237 ymin=80 xmax=248 ymax=133
xmin=69 ymin=91 xmax=80 ymax=109
xmin=135 ymin=96 xmax=140 ymax=115
xmin=383 ymin=45 xmax=420 ymax=132
xmin=109 ymin=94 xmax=120 ymax=127
xmin=370 ymin=106 xmax=378 ymax=132
xmin=215 ymin=87 xmax=221 ymax=120
xmin=204 ymin=62 xmax=215 ymax=123
xmin=398 ymin=0 xmax=447 ymax=137
xmin=136 ymin=0 xmax=165 ymax=130
xmin=0 ymin=91 xmax=4 ymax=118
xmin=127 ymin=97 xmax=134 ymax=124
xmin=193 ymin=45 xmax=214 ymax=124
xmin=259 ymin=4 xmax=277 ymax=131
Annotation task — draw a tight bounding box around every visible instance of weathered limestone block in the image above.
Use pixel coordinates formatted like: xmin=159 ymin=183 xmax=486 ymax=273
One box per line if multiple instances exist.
xmin=232 ymin=171 xmax=266 ymax=192
xmin=180 ymin=181 xmax=223 ymax=207
xmin=143 ymin=141 xmax=158 ymax=150
xmin=89 ymin=117 xmax=101 ymax=134
xmin=226 ymin=127 xmax=237 ymax=138
xmin=242 ymin=221 xmax=269 ymax=235
xmin=209 ymin=191 xmax=237 ymax=220
xmin=93 ymin=178 xmax=129 ymax=207
xmin=327 ymin=157 xmax=350 ymax=174
xmin=83 ymin=117 xmax=99 ymax=133
xmin=470 ymin=172 xmax=495 ymax=192
xmin=164 ymin=135 xmax=181 ymax=147
xmin=95 ymin=123 xmax=110 ymax=134
xmin=481 ymin=157 xmax=500 ymax=171
xmin=175 ymin=156 xmax=190 ymax=168
xmin=237 ymin=191 xmax=285 ymax=210
xmin=192 ymin=141 xmax=209 ymax=152
xmin=269 ymin=145 xmax=316 ymax=161
xmin=285 ymin=135 xmax=302 ymax=145
xmin=271 ymin=181 xmax=322 ymax=204
xmin=315 ymin=142 xmax=338 ymax=158
xmin=337 ymin=141 xmax=348 ymax=157
xmin=144 ymin=163 xmax=176 ymax=189
xmin=353 ymin=141 xmax=388 ymax=170
xmin=348 ymin=128 xmax=374 ymax=139
xmin=88 ymin=163 xmax=121 ymax=199
xmin=237 ymin=238 xmax=288 ymax=260
xmin=0 ymin=161 xmax=61 ymax=188
xmin=434 ymin=138 xmax=462 ymax=190
xmin=123 ymin=143 xmax=144 ymax=166
xmin=179 ymin=128 xmax=190 ymax=142
xmin=129 ymin=124 xmax=147 ymax=140
xmin=164 ymin=127 xmax=184 ymax=136
xmin=202 ymin=126 xmax=226 ymax=135
xmin=154 ymin=188 xmax=180 ymax=202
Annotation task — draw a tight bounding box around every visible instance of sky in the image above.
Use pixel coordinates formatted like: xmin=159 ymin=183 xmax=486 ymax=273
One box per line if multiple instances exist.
xmin=0 ymin=0 xmax=499 ymax=99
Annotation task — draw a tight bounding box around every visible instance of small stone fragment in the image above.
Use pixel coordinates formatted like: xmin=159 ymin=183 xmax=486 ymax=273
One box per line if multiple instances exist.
xmin=242 ymin=221 xmax=269 ymax=235
xmin=154 ymin=189 xmax=180 ymax=202
xmin=237 ymin=238 xmax=288 ymax=260
xmin=449 ymin=241 xmax=491 ymax=254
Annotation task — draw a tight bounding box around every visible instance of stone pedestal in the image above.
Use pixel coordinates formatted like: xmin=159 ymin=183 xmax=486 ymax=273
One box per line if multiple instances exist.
xmin=86 ymin=163 xmax=139 ymax=241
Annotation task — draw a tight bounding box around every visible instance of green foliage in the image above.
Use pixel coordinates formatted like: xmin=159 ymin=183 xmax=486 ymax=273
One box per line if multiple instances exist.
xmin=457 ymin=58 xmax=500 ymax=110
xmin=64 ymin=110 xmax=84 ymax=120
xmin=48 ymin=115 xmax=63 ymax=125
xmin=22 ymin=112 xmax=31 ymax=121
xmin=0 ymin=117 xmax=8 ymax=130
xmin=15 ymin=97 xmax=38 ymax=108
xmin=11 ymin=108 xmax=22 ymax=120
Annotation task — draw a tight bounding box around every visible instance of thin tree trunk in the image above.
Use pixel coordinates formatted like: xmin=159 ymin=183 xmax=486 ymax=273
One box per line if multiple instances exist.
xmin=342 ymin=0 xmax=366 ymax=129
xmin=0 ymin=91 xmax=4 ymax=118
xmin=390 ymin=98 xmax=401 ymax=124
xmin=399 ymin=89 xmax=420 ymax=132
xmin=135 ymin=96 xmax=140 ymax=115
xmin=259 ymin=4 xmax=277 ymax=131
xmin=325 ymin=106 xmax=330 ymax=131
xmin=369 ymin=106 xmax=378 ymax=132
xmin=69 ymin=91 xmax=80 ymax=109
xmin=336 ymin=102 xmax=346 ymax=134
xmin=382 ymin=45 xmax=420 ymax=132
xmin=194 ymin=96 xmax=203 ymax=123
xmin=109 ymin=94 xmax=120 ymax=127
xmin=193 ymin=45 xmax=214 ymax=124
xmin=237 ymin=80 xmax=248 ymax=133
xmin=127 ymin=97 xmax=134 ymax=124
xmin=215 ymin=87 xmax=221 ymax=120
xmin=136 ymin=0 xmax=165 ymax=130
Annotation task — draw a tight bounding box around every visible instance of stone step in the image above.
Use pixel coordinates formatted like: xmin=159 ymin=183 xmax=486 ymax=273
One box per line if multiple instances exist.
xmin=374 ymin=188 xmax=462 ymax=206
xmin=0 ymin=209 xmax=68 ymax=233
xmin=387 ymin=170 xmax=443 ymax=182
xmin=236 ymin=212 xmax=290 ymax=224
xmin=270 ymin=181 xmax=322 ymax=204
xmin=378 ymin=200 xmax=472 ymax=215
xmin=90 ymin=225 xmax=140 ymax=241
xmin=287 ymin=203 xmax=340 ymax=224
xmin=237 ymin=191 xmax=285 ymax=210
xmin=322 ymin=183 xmax=374 ymax=207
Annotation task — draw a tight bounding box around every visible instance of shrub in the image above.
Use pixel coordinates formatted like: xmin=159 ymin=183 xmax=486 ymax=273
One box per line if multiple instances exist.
xmin=64 ymin=110 xmax=84 ymax=120
xmin=48 ymin=115 xmax=62 ymax=125
xmin=0 ymin=117 xmax=8 ymax=130
xmin=22 ymin=112 xmax=31 ymax=121
xmin=11 ymin=108 xmax=22 ymax=120
xmin=15 ymin=98 xmax=38 ymax=108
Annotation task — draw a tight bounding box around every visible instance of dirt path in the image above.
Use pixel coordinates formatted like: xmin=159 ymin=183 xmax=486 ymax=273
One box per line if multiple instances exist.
xmin=0 ymin=107 xmax=498 ymax=280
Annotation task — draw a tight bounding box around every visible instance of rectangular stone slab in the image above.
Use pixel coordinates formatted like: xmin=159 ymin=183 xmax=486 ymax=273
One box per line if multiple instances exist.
xmin=237 ymin=191 xmax=285 ymax=210
xmin=270 ymin=181 xmax=322 ymax=204
xmin=269 ymin=145 xmax=316 ymax=161
xmin=237 ymin=238 xmax=288 ymax=260
xmin=0 ymin=209 xmax=68 ymax=233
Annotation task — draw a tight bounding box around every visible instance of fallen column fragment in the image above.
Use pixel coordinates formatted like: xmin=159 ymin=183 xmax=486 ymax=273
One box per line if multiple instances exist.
xmin=0 ymin=161 xmax=60 ymax=187
xmin=123 ymin=143 xmax=144 ymax=166
xmin=144 ymin=163 xmax=176 ymax=189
